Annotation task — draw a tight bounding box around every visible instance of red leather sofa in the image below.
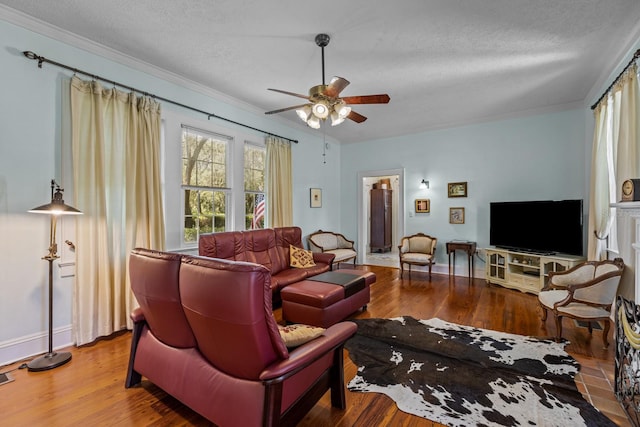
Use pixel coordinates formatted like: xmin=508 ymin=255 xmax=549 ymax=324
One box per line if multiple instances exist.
xmin=125 ymin=248 xmax=357 ymax=427
xmin=198 ymin=226 xmax=334 ymax=304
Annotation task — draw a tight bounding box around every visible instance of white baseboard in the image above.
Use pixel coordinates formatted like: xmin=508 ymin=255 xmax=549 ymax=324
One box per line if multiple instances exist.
xmin=0 ymin=325 xmax=73 ymax=367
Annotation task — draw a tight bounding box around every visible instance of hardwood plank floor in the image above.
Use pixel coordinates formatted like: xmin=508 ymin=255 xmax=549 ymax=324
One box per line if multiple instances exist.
xmin=0 ymin=265 xmax=632 ymax=426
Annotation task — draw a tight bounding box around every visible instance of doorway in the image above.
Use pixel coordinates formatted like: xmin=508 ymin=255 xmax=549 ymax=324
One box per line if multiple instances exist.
xmin=357 ymin=169 xmax=404 ymax=267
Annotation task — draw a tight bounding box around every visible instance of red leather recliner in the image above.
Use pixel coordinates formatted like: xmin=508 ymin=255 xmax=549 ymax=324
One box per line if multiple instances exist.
xmin=125 ymin=248 xmax=357 ymax=427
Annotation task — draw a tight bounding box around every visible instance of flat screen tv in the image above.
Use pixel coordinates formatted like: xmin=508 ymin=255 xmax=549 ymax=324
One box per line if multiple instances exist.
xmin=489 ymin=199 xmax=583 ymax=256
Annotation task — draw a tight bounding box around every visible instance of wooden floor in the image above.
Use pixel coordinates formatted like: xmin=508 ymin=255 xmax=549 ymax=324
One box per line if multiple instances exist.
xmin=0 ymin=265 xmax=632 ymax=426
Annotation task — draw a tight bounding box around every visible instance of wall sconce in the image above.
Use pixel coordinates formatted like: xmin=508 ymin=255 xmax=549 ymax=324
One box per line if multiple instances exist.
xmin=419 ymin=179 xmax=429 ymax=190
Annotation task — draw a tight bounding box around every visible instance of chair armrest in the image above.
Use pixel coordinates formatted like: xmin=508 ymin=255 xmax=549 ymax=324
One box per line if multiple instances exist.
xmin=312 ymin=251 xmax=335 ymax=265
xmin=130 ymin=307 xmax=145 ymax=323
xmin=259 ymin=322 xmax=357 ymax=381
xmin=308 ymin=237 xmax=324 ymax=252
xmin=336 ymin=234 xmax=355 ymax=249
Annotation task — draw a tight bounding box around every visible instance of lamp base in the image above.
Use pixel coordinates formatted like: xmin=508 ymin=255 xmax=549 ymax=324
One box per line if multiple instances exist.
xmin=27 ymin=351 xmax=72 ymax=372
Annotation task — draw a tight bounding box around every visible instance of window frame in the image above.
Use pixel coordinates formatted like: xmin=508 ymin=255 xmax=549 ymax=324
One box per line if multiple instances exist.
xmin=180 ymin=125 xmax=233 ymax=246
xmin=244 ymin=141 xmax=266 ymax=230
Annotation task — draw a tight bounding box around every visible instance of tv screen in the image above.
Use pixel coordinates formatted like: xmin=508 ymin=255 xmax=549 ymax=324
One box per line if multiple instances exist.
xmin=489 ymin=199 xmax=583 ymax=256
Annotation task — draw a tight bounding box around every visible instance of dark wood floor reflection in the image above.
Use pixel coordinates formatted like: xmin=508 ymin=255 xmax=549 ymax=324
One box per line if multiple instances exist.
xmin=0 ymin=265 xmax=631 ymax=426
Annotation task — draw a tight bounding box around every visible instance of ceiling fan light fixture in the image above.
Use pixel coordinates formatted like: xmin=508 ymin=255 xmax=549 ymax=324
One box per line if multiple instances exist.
xmin=330 ymin=110 xmax=346 ymax=126
xmin=312 ymin=101 xmax=329 ymax=119
xmin=296 ymin=105 xmax=312 ymax=122
xmin=307 ymin=115 xmax=321 ymax=129
xmin=334 ymin=102 xmax=351 ymax=119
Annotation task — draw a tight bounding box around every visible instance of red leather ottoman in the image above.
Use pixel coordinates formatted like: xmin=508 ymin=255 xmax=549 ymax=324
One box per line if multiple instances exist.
xmin=281 ymin=269 xmax=375 ymax=328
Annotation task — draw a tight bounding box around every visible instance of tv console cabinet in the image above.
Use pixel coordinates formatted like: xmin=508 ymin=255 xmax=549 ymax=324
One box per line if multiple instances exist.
xmin=485 ymin=247 xmax=585 ymax=294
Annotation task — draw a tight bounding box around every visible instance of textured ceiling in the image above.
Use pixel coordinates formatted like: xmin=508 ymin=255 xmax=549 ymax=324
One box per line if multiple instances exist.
xmin=2 ymin=0 xmax=640 ymax=143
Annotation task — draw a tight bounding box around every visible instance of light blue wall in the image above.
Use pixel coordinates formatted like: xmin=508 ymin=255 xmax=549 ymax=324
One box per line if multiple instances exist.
xmin=340 ymin=109 xmax=587 ymax=269
xmin=0 ymin=16 xmax=341 ymax=363
xmin=1 ymin=9 xmax=637 ymax=365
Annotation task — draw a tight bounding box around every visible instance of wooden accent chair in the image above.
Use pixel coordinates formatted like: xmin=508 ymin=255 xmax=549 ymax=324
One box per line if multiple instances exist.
xmin=398 ymin=233 xmax=437 ymax=278
xmin=308 ymin=230 xmax=357 ymax=269
xmin=538 ymin=258 xmax=624 ymax=348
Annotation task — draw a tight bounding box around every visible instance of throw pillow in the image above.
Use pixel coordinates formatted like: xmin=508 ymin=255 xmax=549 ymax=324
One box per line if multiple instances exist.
xmin=278 ymin=323 xmax=325 ymax=348
xmin=290 ymin=244 xmax=316 ymax=268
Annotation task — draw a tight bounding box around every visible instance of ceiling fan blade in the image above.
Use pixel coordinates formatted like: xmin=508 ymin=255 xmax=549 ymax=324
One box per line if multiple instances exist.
xmin=348 ymin=110 xmax=367 ymax=123
xmin=341 ymin=94 xmax=390 ymax=105
xmin=265 ymin=104 xmax=310 ymax=115
xmin=267 ymin=88 xmax=310 ymax=100
xmin=324 ymin=76 xmax=350 ymax=98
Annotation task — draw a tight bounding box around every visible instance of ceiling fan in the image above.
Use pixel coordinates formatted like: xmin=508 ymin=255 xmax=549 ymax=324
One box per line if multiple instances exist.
xmin=265 ymin=33 xmax=390 ymax=128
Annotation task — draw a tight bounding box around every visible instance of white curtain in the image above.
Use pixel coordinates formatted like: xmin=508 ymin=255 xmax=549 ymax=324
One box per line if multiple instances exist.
xmin=70 ymin=76 xmax=165 ymax=345
xmin=588 ymin=64 xmax=640 ymax=260
xmin=265 ymin=136 xmax=293 ymax=227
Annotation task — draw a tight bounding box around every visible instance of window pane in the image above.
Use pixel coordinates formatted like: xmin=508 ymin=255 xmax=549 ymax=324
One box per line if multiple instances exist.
xmin=244 ymin=144 xmax=265 ymax=192
xmin=181 ymin=127 xmax=231 ymax=243
xmin=244 ymin=143 xmax=266 ymax=230
xmin=246 ymin=192 xmax=265 ymax=230
xmin=183 ymin=189 xmax=228 ymax=243
xmin=182 ymin=128 xmax=228 ymax=188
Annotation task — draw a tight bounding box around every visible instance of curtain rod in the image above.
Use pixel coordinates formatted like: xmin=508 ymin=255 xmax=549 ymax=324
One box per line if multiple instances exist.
xmin=590 ymin=48 xmax=640 ymax=110
xmin=22 ymin=50 xmax=298 ymax=143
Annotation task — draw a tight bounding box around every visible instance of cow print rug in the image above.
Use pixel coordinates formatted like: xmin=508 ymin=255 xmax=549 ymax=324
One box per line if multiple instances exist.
xmin=345 ymin=316 xmax=615 ymax=427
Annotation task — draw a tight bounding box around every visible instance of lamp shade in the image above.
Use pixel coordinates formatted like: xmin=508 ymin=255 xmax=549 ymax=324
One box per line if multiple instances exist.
xmin=296 ymin=105 xmax=312 ymax=122
xmin=312 ymin=101 xmax=330 ymax=119
xmin=29 ymin=185 xmax=82 ymax=215
xmin=334 ymin=102 xmax=351 ymax=119
xmin=307 ymin=115 xmax=321 ymax=129
xmin=330 ymin=110 xmax=346 ymax=126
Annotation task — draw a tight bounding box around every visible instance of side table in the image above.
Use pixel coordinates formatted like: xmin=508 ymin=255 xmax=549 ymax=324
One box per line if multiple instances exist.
xmin=446 ymin=241 xmax=477 ymax=278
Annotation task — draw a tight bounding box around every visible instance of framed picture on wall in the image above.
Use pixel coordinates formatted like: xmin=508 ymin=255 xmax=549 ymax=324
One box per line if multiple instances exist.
xmin=310 ymin=188 xmax=322 ymax=208
xmin=448 ymin=182 xmax=468 ymax=198
xmin=415 ymin=199 xmax=430 ymax=213
xmin=449 ymin=207 xmax=465 ymax=224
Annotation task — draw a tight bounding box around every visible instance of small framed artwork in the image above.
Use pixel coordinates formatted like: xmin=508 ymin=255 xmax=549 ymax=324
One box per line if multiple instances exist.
xmin=448 ymin=182 xmax=468 ymax=198
xmin=310 ymin=188 xmax=322 ymax=208
xmin=415 ymin=199 xmax=430 ymax=213
xmin=449 ymin=207 xmax=465 ymax=224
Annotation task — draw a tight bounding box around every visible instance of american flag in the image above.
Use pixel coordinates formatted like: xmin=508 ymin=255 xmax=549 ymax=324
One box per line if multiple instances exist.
xmin=252 ymin=193 xmax=265 ymax=229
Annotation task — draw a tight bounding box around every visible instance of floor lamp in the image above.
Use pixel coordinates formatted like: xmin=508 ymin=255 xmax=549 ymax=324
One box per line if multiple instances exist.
xmin=27 ymin=179 xmax=82 ymax=371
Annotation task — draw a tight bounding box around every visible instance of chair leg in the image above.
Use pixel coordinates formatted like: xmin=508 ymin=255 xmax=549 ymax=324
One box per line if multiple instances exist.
xmin=330 ymin=346 xmax=347 ymax=409
xmin=554 ymin=315 xmax=563 ymax=343
xmin=587 ymin=321 xmax=593 ymax=334
xmin=540 ymin=304 xmax=548 ymax=321
xmin=428 ymin=263 xmax=432 ymax=278
xmin=602 ymin=319 xmax=610 ymax=348
xmin=125 ymin=321 xmax=145 ymax=388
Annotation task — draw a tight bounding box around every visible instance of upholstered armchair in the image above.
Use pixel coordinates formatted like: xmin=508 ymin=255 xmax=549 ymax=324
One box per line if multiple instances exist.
xmin=308 ymin=230 xmax=357 ymax=268
xmin=126 ymin=248 xmax=357 ymax=426
xmin=398 ymin=233 xmax=437 ymax=277
xmin=538 ymin=258 xmax=624 ymax=348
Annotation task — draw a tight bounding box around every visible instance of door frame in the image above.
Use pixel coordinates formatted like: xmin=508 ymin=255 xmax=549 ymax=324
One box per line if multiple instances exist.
xmin=357 ymin=168 xmax=405 ymax=263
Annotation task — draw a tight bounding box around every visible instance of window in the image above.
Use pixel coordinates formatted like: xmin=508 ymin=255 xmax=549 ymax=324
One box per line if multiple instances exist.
xmin=244 ymin=142 xmax=266 ymax=229
xmin=181 ymin=126 xmax=231 ymax=244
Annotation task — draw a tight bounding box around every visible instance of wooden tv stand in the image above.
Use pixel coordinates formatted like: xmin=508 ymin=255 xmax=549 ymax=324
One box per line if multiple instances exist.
xmin=485 ymin=247 xmax=585 ymax=294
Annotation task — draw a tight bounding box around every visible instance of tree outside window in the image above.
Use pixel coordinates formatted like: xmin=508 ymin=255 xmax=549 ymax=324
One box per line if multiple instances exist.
xmin=182 ymin=127 xmax=231 ymax=243
xmin=244 ymin=143 xmax=266 ymax=229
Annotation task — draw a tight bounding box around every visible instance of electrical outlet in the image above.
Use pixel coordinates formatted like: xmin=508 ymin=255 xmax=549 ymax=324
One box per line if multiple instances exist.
xmin=0 ymin=372 xmax=14 ymax=386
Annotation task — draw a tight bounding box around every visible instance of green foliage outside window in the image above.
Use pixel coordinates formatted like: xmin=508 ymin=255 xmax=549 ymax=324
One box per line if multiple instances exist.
xmin=182 ymin=129 xmax=229 ymax=243
xmin=244 ymin=144 xmax=265 ymax=230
